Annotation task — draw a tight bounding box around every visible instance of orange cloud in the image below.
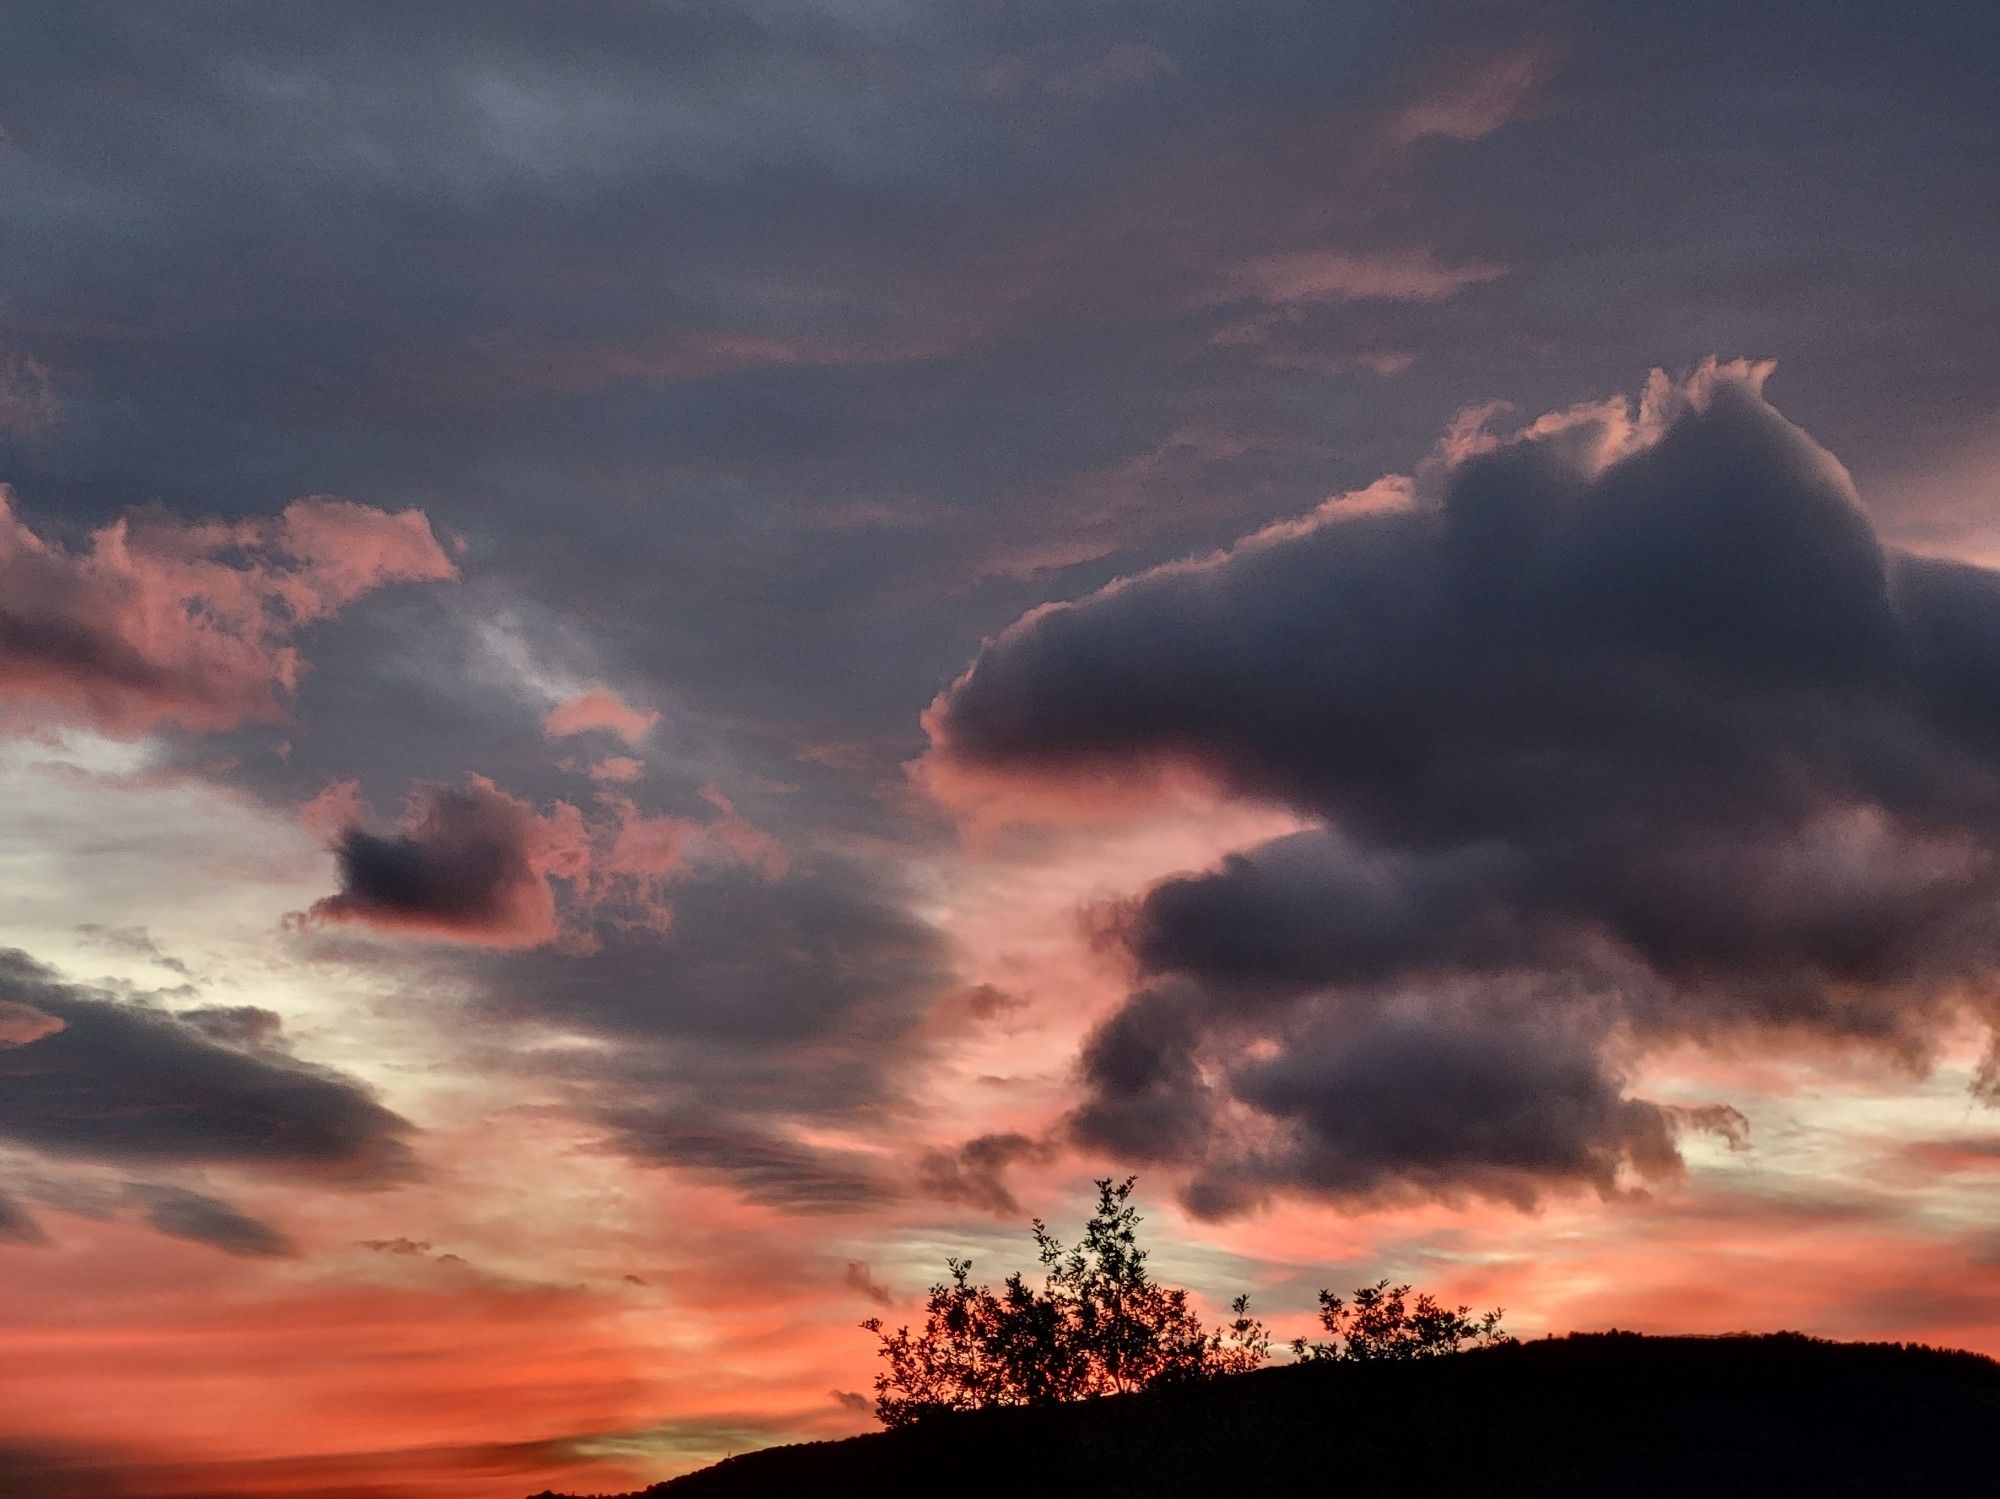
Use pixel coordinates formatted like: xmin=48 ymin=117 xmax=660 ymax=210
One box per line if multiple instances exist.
xmin=0 ymin=998 xmax=64 ymax=1047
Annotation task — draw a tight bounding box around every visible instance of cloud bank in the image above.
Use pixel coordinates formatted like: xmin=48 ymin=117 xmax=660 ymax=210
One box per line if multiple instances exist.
xmin=0 ymin=949 xmax=415 ymax=1186
xmin=927 ymin=361 xmax=2000 ymax=1215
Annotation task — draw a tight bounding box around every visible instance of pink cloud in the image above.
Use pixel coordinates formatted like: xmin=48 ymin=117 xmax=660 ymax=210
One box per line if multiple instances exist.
xmin=588 ymin=755 xmax=646 ymax=783
xmin=1224 ymin=247 xmax=1505 ymax=307
xmin=1391 ymin=42 xmax=1558 ymax=145
xmin=0 ymin=998 xmax=64 ymax=1047
xmin=543 ymin=688 xmax=660 ymax=747
xmin=0 ymin=489 xmax=455 ymax=738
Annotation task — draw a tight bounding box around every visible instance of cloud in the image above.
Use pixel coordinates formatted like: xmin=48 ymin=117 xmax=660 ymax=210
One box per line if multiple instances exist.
xmin=358 ymin=1236 xmax=435 ymax=1256
xmin=915 ymin=1132 xmax=1055 ymax=1218
xmin=175 ymin=1005 xmax=288 ymax=1052
xmin=588 ymin=755 xmax=646 ymax=784
xmin=303 ymin=776 xmax=584 ymax=948
xmin=480 ymin=858 xmax=950 ymax=1048
xmin=927 ymin=360 xmax=2000 ymax=1214
xmin=590 ymin=1117 xmax=892 ymax=1213
xmin=72 ymin=924 xmax=192 ymax=977
xmin=0 ymin=998 xmax=65 ymax=1047
xmin=543 ymin=688 xmax=660 ymax=746
xmin=475 ymin=857 xmax=958 ymax=1206
xmin=127 ymin=1184 xmax=298 ymax=1258
xmin=0 ymin=489 xmax=455 ymax=737
xmin=840 ymin=1261 xmax=893 ymax=1306
xmin=0 ymin=352 xmax=60 ymax=439
xmin=1390 ymin=41 xmax=1556 ymax=145
xmin=1080 ymin=989 xmax=1688 ymax=1219
xmin=1222 ymin=248 xmax=1504 ymax=308
xmin=0 ymin=1188 xmax=46 ymax=1246
xmin=0 ymin=949 xmax=415 ymax=1184
xmin=298 ymin=775 xmax=776 ymax=947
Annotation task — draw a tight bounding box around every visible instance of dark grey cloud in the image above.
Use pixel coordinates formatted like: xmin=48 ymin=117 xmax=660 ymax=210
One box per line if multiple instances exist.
xmin=0 ymin=0 xmax=1987 ymax=896
xmin=483 ymin=858 xmax=951 ymax=1046
xmin=305 ymin=778 xmax=559 ymax=946
xmin=127 ymin=1184 xmax=298 ymax=1259
xmin=473 ymin=857 xmax=958 ymax=1208
xmin=0 ymin=949 xmax=415 ymax=1184
xmin=932 ymin=365 xmax=2000 ymax=1213
xmin=174 ymin=1005 xmax=289 ymax=1053
xmin=1083 ymin=990 xmax=1686 ymax=1219
xmin=590 ymin=1112 xmax=891 ymax=1214
xmin=915 ymin=1131 xmax=1056 ymax=1218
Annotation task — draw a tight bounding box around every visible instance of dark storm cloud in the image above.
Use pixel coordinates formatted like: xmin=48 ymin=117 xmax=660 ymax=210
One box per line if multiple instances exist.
xmin=0 ymin=949 xmax=415 ymax=1183
xmin=1079 ymin=989 xmax=1685 ymax=1219
xmin=930 ymin=364 xmax=2000 ymax=1213
xmin=0 ymin=0 xmax=1553 ymax=792
xmin=3 ymin=0 xmax=1987 ymax=842
xmin=128 ymin=1184 xmax=298 ymax=1259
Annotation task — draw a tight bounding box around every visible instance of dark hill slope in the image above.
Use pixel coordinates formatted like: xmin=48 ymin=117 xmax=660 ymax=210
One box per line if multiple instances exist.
xmin=540 ymin=1333 xmax=2000 ymax=1499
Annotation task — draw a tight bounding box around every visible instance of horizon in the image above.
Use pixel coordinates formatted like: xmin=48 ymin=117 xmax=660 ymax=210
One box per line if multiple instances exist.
xmin=3 ymin=4 xmax=2000 ymax=1496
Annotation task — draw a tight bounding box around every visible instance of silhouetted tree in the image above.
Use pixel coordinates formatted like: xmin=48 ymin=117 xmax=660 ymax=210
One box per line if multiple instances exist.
xmin=1291 ymin=1278 xmax=1511 ymax=1362
xmin=864 ymin=1178 xmax=1270 ymax=1427
xmin=866 ymin=1179 xmax=1510 ymax=1428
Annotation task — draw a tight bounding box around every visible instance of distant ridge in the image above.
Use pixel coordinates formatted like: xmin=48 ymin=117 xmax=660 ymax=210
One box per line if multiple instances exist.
xmin=535 ymin=1333 xmax=2000 ymax=1499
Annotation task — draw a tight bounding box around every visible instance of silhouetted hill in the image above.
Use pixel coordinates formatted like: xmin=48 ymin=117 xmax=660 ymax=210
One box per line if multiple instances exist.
xmin=535 ymin=1333 xmax=2000 ymax=1498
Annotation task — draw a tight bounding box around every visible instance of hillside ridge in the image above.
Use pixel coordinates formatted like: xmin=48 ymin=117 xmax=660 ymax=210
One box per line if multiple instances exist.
xmin=536 ymin=1332 xmax=2000 ymax=1499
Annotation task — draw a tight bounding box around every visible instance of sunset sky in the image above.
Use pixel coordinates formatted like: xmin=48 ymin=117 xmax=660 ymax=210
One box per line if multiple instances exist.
xmin=4 ymin=4 xmax=2000 ymax=1495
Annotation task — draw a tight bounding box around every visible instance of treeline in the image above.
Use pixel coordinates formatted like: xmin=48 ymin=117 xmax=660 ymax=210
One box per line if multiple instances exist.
xmin=864 ymin=1178 xmax=1508 ymax=1427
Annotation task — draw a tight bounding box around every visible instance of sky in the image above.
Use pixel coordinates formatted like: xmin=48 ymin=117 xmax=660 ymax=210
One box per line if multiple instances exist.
xmin=2 ymin=1 xmax=2000 ymax=1494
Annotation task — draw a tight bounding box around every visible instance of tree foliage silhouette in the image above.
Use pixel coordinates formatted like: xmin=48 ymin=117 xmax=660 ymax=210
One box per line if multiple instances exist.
xmin=865 ymin=1178 xmax=1513 ymax=1427
xmin=1291 ymin=1279 xmax=1511 ymax=1362
xmin=863 ymin=1178 xmax=1270 ymax=1427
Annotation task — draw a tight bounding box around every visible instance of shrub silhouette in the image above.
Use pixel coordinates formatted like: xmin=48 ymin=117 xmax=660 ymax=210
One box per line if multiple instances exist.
xmin=864 ymin=1177 xmax=1509 ymax=1427
xmin=863 ymin=1177 xmax=1269 ymax=1426
xmin=1292 ymin=1279 xmax=1511 ymax=1362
